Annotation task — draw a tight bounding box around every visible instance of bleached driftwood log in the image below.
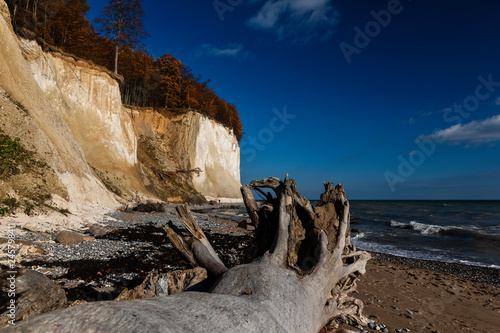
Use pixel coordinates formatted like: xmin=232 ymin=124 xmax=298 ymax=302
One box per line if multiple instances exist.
xmin=2 ymin=177 xmax=370 ymax=333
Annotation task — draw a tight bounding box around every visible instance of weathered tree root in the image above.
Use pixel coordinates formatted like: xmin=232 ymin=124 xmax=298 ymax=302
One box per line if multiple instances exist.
xmin=241 ymin=176 xmax=371 ymax=328
xmin=2 ymin=177 xmax=370 ymax=333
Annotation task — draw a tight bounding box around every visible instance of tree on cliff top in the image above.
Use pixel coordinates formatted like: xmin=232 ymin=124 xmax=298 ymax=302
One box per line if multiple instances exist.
xmin=95 ymin=0 xmax=149 ymax=74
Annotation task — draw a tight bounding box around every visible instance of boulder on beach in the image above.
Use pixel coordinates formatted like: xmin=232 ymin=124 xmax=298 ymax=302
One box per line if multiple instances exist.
xmin=86 ymin=224 xmax=111 ymax=237
xmin=55 ymin=231 xmax=84 ymax=245
xmin=22 ymin=222 xmax=39 ymax=233
xmin=0 ymin=269 xmax=67 ymax=325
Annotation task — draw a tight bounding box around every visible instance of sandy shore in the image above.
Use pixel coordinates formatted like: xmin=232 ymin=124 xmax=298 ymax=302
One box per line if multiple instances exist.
xmin=350 ymin=253 xmax=500 ymax=333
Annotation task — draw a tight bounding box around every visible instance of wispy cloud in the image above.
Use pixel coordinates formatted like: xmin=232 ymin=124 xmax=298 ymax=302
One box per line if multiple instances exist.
xmin=438 ymin=107 xmax=452 ymax=113
xmin=495 ymin=97 xmax=500 ymax=105
xmin=247 ymin=0 xmax=340 ymax=42
xmin=416 ymin=114 xmax=500 ymax=144
xmin=196 ymin=43 xmax=246 ymax=58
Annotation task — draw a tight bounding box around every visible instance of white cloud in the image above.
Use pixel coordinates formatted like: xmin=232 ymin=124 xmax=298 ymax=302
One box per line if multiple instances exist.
xmin=248 ymin=1 xmax=287 ymax=29
xmin=247 ymin=0 xmax=340 ymax=42
xmin=196 ymin=43 xmax=245 ymax=57
xmin=438 ymin=107 xmax=452 ymax=113
xmin=495 ymin=97 xmax=500 ymax=105
xmin=416 ymin=114 xmax=500 ymax=144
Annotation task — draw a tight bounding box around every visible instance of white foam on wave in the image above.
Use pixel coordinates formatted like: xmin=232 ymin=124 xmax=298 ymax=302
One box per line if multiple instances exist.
xmin=351 ymin=232 xmax=366 ymax=240
xmin=459 ymin=260 xmax=500 ymax=270
xmin=409 ymin=221 xmax=452 ymax=235
xmin=390 ymin=220 xmax=406 ymax=228
xmin=391 ymin=220 xmax=457 ymax=235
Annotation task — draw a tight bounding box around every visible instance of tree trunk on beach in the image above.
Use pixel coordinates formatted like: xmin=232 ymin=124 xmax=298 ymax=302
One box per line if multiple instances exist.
xmin=3 ymin=176 xmax=370 ymax=333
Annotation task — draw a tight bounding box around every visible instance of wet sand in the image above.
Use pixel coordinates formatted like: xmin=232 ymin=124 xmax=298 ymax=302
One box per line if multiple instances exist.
xmin=351 ymin=253 xmax=500 ymax=332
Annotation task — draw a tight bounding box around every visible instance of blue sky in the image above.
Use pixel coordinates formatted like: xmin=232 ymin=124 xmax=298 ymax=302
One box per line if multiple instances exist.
xmin=87 ymin=0 xmax=500 ymax=199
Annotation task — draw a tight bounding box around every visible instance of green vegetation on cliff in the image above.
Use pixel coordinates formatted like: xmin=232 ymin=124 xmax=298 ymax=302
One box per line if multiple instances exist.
xmin=0 ymin=130 xmax=52 ymax=215
xmin=0 ymin=130 xmax=46 ymax=178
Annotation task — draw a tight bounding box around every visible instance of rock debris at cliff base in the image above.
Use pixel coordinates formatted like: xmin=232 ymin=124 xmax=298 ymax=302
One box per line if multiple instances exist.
xmin=2 ymin=204 xmax=254 ymax=303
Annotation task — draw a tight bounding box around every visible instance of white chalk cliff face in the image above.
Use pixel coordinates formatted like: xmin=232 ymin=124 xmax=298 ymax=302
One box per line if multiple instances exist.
xmin=190 ymin=114 xmax=241 ymax=200
xmin=0 ymin=0 xmax=241 ymax=207
xmin=18 ymin=38 xmax=148 ymax=199
xmin=0 ymin=0 xmax=118 ymax=211
xmin=20 ymin=40 xmax=137 ymax=167
xmin=132 ymin=109 xmax=242 ymax=201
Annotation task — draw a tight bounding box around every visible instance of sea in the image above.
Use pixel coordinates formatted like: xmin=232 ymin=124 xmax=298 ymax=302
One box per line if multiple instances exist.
xmin=346 ymin=200 xmax=500 ymax=269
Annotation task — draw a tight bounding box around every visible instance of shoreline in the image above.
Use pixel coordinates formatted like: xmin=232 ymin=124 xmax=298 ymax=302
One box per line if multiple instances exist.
xmin=366 ymin=251 xmax=500 ymax=287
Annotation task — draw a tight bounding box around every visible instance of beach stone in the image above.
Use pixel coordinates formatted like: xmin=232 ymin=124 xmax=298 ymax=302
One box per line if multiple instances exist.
xmin=86 ymin=224 xmax=111 ymax=237
xmin=40 ymin=232 xmax=52 ymax=238
xmin=18 ymin=245 xmax=45 ymax=256
xmin=0 ymin=269 xmax=67 ymax=325
xmin=23 ymin=222 xmax=38 ymax=232
xmin=55 ymin=231 xmax=84 ymax=245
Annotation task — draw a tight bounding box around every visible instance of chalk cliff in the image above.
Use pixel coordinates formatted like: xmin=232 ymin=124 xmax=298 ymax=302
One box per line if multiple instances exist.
xmin=0 ymin=0 xmax=118 ymax=214
xmin=0 ymin=0 xmax=242 ymax=228
xmin=132 ymin=109 xmax=242 ymax=201
xmin=19 ymin=38 xmax=146 ymax=200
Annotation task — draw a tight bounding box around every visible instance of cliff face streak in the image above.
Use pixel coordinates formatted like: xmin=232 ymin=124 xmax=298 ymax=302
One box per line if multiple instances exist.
xmin=0 ymin=0 xmax=241 ymax=222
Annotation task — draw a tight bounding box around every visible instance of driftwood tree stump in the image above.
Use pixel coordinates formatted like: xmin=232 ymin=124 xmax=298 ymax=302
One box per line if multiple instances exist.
xmin=2 ymin=177 xmax=370 ymax=333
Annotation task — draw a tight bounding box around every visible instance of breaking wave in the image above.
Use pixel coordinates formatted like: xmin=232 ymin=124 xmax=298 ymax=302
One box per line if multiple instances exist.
xmin=389 ymin=220 xmax=500 ymax=242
